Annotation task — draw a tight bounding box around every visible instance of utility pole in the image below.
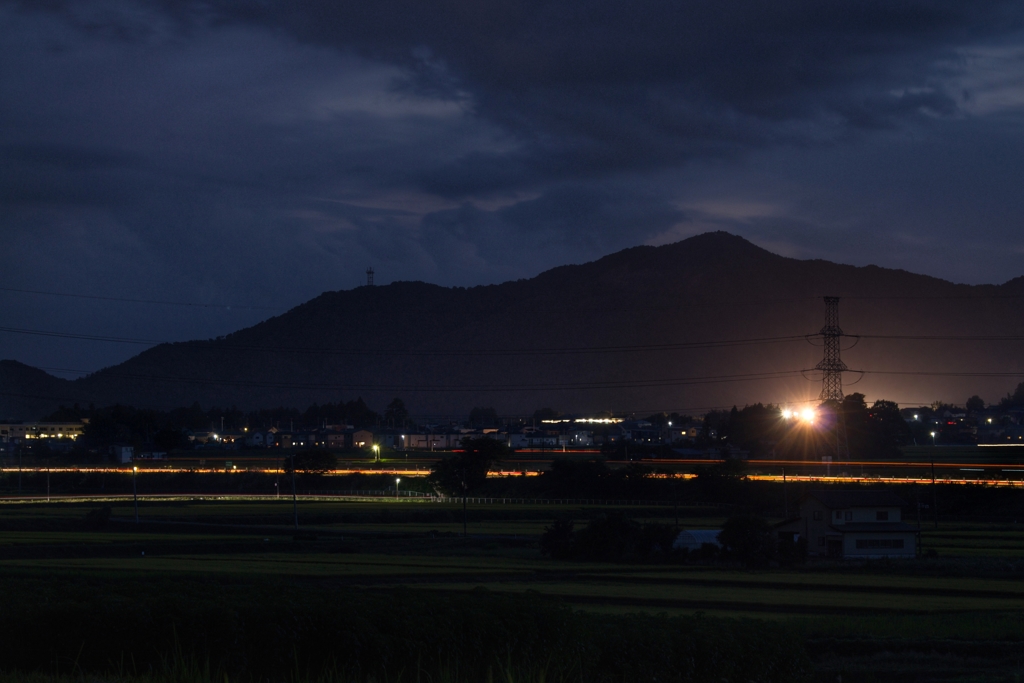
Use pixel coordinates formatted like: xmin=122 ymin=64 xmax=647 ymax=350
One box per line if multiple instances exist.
xmin=461 ymin=471 xmax=468 ymax=538
xmin=782 ymin=466 xmax=788 ymax=518
xmin=132 ymin=463 xmax=139 ymax=524
xmin=931 ymin=455 xmax=938 ymax=529
xmin=366 ymin=267 xmax=374 ymax=286
xmin=816 ymin=296 xmax=850 ymax=462
xmin=291 ymin=453 xmax=299 ymax=530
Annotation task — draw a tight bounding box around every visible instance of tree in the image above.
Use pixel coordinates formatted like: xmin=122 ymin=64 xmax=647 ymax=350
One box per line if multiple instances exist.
xmin=532 ymin=407 xmax=560 ymax=423
xmin=384 ymin=398 xmax=410 ymax=427
xmin=283 ymin=450 xmax=338 ymax=475
xmin=153 ymin=427 xmax=189 ymax=451
xmin=966 ymin=395 xmax=985 ymax=413
xmin=427 ymin=437 xmax=507 ymax=495
xmin=718 ymin=515 xmax=776 ymax=567
xmin=1002 ymin=382 xmax=1024 ymax=409
xmin=468 ymin=407 xmax=498 ymax=428
xmin=539 ymin=518 xmax=575 ymax=559
xmin=866 ymin=399 xmax=912 ymax=458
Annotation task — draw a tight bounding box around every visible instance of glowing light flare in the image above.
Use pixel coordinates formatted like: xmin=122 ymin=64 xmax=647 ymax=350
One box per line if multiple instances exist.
xmin=800 ymin=408 xmax=816 ymax=423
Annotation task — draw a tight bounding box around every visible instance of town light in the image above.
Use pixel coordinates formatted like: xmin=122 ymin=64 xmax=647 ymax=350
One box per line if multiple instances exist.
xmin=781 ymin=409 xmax=793 ymax=419
xmin=801 ymin=408 xmax=816 ymax=423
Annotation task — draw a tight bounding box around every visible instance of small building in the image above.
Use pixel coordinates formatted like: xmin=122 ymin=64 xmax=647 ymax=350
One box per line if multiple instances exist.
xmin=111 ymin=445 xmax=134 ymax=464
xmin=0 ymin=421 xmax=87 ymax=443
xmin=246 ymin=431 xmax=272 ymax=448
xmin=351 ymin=429 xmax=374 ymax=449
xmin=778 ymin=490 xmax=917 ymax=559
xmin=673 ymin=529 xmax=722 ymax=552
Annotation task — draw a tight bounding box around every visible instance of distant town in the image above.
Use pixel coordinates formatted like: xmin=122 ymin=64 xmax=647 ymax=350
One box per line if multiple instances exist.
xmin=4 ymin=383 xmax=1024 ymax=464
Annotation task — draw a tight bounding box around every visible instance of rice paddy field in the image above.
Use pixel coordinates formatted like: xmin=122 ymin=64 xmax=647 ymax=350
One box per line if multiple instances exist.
xmin=2 ymin=492 xmax=1024 ymax=682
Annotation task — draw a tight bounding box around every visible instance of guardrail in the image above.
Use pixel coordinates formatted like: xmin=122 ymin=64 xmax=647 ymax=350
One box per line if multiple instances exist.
xmin=306 ymin=490 xmax=681 ymax=506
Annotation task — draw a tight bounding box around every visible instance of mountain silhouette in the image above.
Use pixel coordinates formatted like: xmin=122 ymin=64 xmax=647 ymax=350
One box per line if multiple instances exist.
xmin=3 ymin=232 xmax=1024 ymax=420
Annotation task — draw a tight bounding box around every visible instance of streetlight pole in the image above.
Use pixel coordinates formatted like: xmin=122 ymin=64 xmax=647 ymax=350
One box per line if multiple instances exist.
xmin=291 ymin=453 xmax=298 ymax=530
xmin=132 ymin=464 xmax=139 ymax=524
xmin=395 ymin=477 xmax=401 ymax=499
xmin=462 ymin=474 xmax=468 ymax=538
xmin=929 ymin=433 xmax=938 ymax=529
xmin=782 ymin=466 xmax=788 ymax=519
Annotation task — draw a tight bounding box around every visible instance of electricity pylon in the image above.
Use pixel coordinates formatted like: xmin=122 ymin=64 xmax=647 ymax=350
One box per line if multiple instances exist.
xmin=815 ymin=296 xmax=850 ymax=462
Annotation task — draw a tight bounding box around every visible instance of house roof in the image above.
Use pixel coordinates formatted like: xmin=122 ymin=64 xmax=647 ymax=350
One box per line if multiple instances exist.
xmin=807 ymin=490 xmax=907 ymax=509
xmin=673 ymin=529 xmax=722 ymax=549
xmin=828 ymin=522 xmax=918 ymax=533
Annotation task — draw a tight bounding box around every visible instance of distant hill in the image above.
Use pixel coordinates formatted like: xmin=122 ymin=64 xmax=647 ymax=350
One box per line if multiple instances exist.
xmin=3 ymin=232 xmax=1024 ymax=420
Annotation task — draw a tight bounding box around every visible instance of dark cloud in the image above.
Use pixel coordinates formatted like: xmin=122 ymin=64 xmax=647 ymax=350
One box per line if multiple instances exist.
xmin=1 ymin=0 xmax=1024 ymax=385
xmin=157 ymin=0 xmax=1023 ymax=192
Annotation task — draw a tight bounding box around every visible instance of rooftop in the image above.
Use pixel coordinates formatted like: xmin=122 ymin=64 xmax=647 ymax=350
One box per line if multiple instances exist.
xmin=807 ymin=490 xmax=908 ymax=509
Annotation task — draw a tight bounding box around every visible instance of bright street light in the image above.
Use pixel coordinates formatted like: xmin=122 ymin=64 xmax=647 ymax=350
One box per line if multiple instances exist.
xmin=132 ymin=465 xmax=139 ymax=524
xmin=800 ymin=408 xmax=816 ymax=423
xmin=395 ymin=477 xmax=401 ymax=499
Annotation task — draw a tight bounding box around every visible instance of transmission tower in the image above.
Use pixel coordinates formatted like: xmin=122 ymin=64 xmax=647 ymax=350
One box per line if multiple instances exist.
xmin=366 ymin=267 xmax=374 ymax=286
xmin=815 ymin=296 xmax=849 ymax=461
xmin=815 ymin=296 xmax=847 ymax=402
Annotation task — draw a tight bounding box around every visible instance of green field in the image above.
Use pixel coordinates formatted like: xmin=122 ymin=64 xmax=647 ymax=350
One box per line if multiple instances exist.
xmin=2 ymin=495 xmax=1024 ymax=682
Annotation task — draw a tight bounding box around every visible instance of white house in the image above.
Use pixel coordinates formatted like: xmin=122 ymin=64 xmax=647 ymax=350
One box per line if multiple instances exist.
xmin=777 ymin=490 xmax=917 ymax=559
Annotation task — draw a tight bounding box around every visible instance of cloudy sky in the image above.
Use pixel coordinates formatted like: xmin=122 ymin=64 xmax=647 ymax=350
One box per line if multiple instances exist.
xmin=3 ymin=0 xmax=1024 ymax=376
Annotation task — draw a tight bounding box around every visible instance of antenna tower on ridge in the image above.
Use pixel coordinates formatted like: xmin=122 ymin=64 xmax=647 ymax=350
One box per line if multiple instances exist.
xmin=366 ymin=267 xmax=374 ymax=286
xmin=815 ymin=296 xmax=847 ymax=402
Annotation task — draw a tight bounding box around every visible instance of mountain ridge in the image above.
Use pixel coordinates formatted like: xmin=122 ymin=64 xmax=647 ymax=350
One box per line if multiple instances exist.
xmin=3 ymin=231 xmax=1023 ymax=419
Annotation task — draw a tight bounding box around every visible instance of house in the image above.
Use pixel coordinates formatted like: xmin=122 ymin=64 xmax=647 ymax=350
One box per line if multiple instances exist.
xmin=509 ymin=429 xmax=558 ymax=449
xmin=565 ymin=430 xmax=594 ymax=446
xmin=351 ymin=429 xmax=374 ymax=449
xmin=777 ymin=490 xmax=917 ymax=559
xmin=0 ymin=421 xmax=87 ymax=443
xmin=246 ymin=431 xmax=271 ymax=448
xmin=111 ymin=445 xmax=134 ymax=464
xmin=673 ymin=529 xmax=722 ymax=552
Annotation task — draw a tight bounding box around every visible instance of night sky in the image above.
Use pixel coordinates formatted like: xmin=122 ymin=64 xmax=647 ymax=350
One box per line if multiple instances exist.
xmin=3 ymin=1 xmax=1024 ymax=378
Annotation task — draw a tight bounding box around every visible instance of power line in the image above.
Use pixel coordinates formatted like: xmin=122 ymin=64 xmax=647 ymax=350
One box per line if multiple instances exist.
xmin=5 ymin=321 xmax=1024 ymax=358
xmin=859 ymin=370 xmax=1024 ymax=378
xmin=4 ymin=368 xmax=806 ymax=393
xmin=0 ymin=287 xmax=282 ymax=311
xmin=859 ymin=334 xmax=1024 ymax=341
xmin=33 ymin=365 xmax=1024 ymax=397
xmin=0 ymin=325 xmax=809 ymax=356
xmin=0 ymin=326 xmax=164 ymax=345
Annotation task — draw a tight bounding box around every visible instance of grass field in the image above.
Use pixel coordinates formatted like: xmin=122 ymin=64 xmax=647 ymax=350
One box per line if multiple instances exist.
xmin=2 ymin=494 xmax=1024 ymax=682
